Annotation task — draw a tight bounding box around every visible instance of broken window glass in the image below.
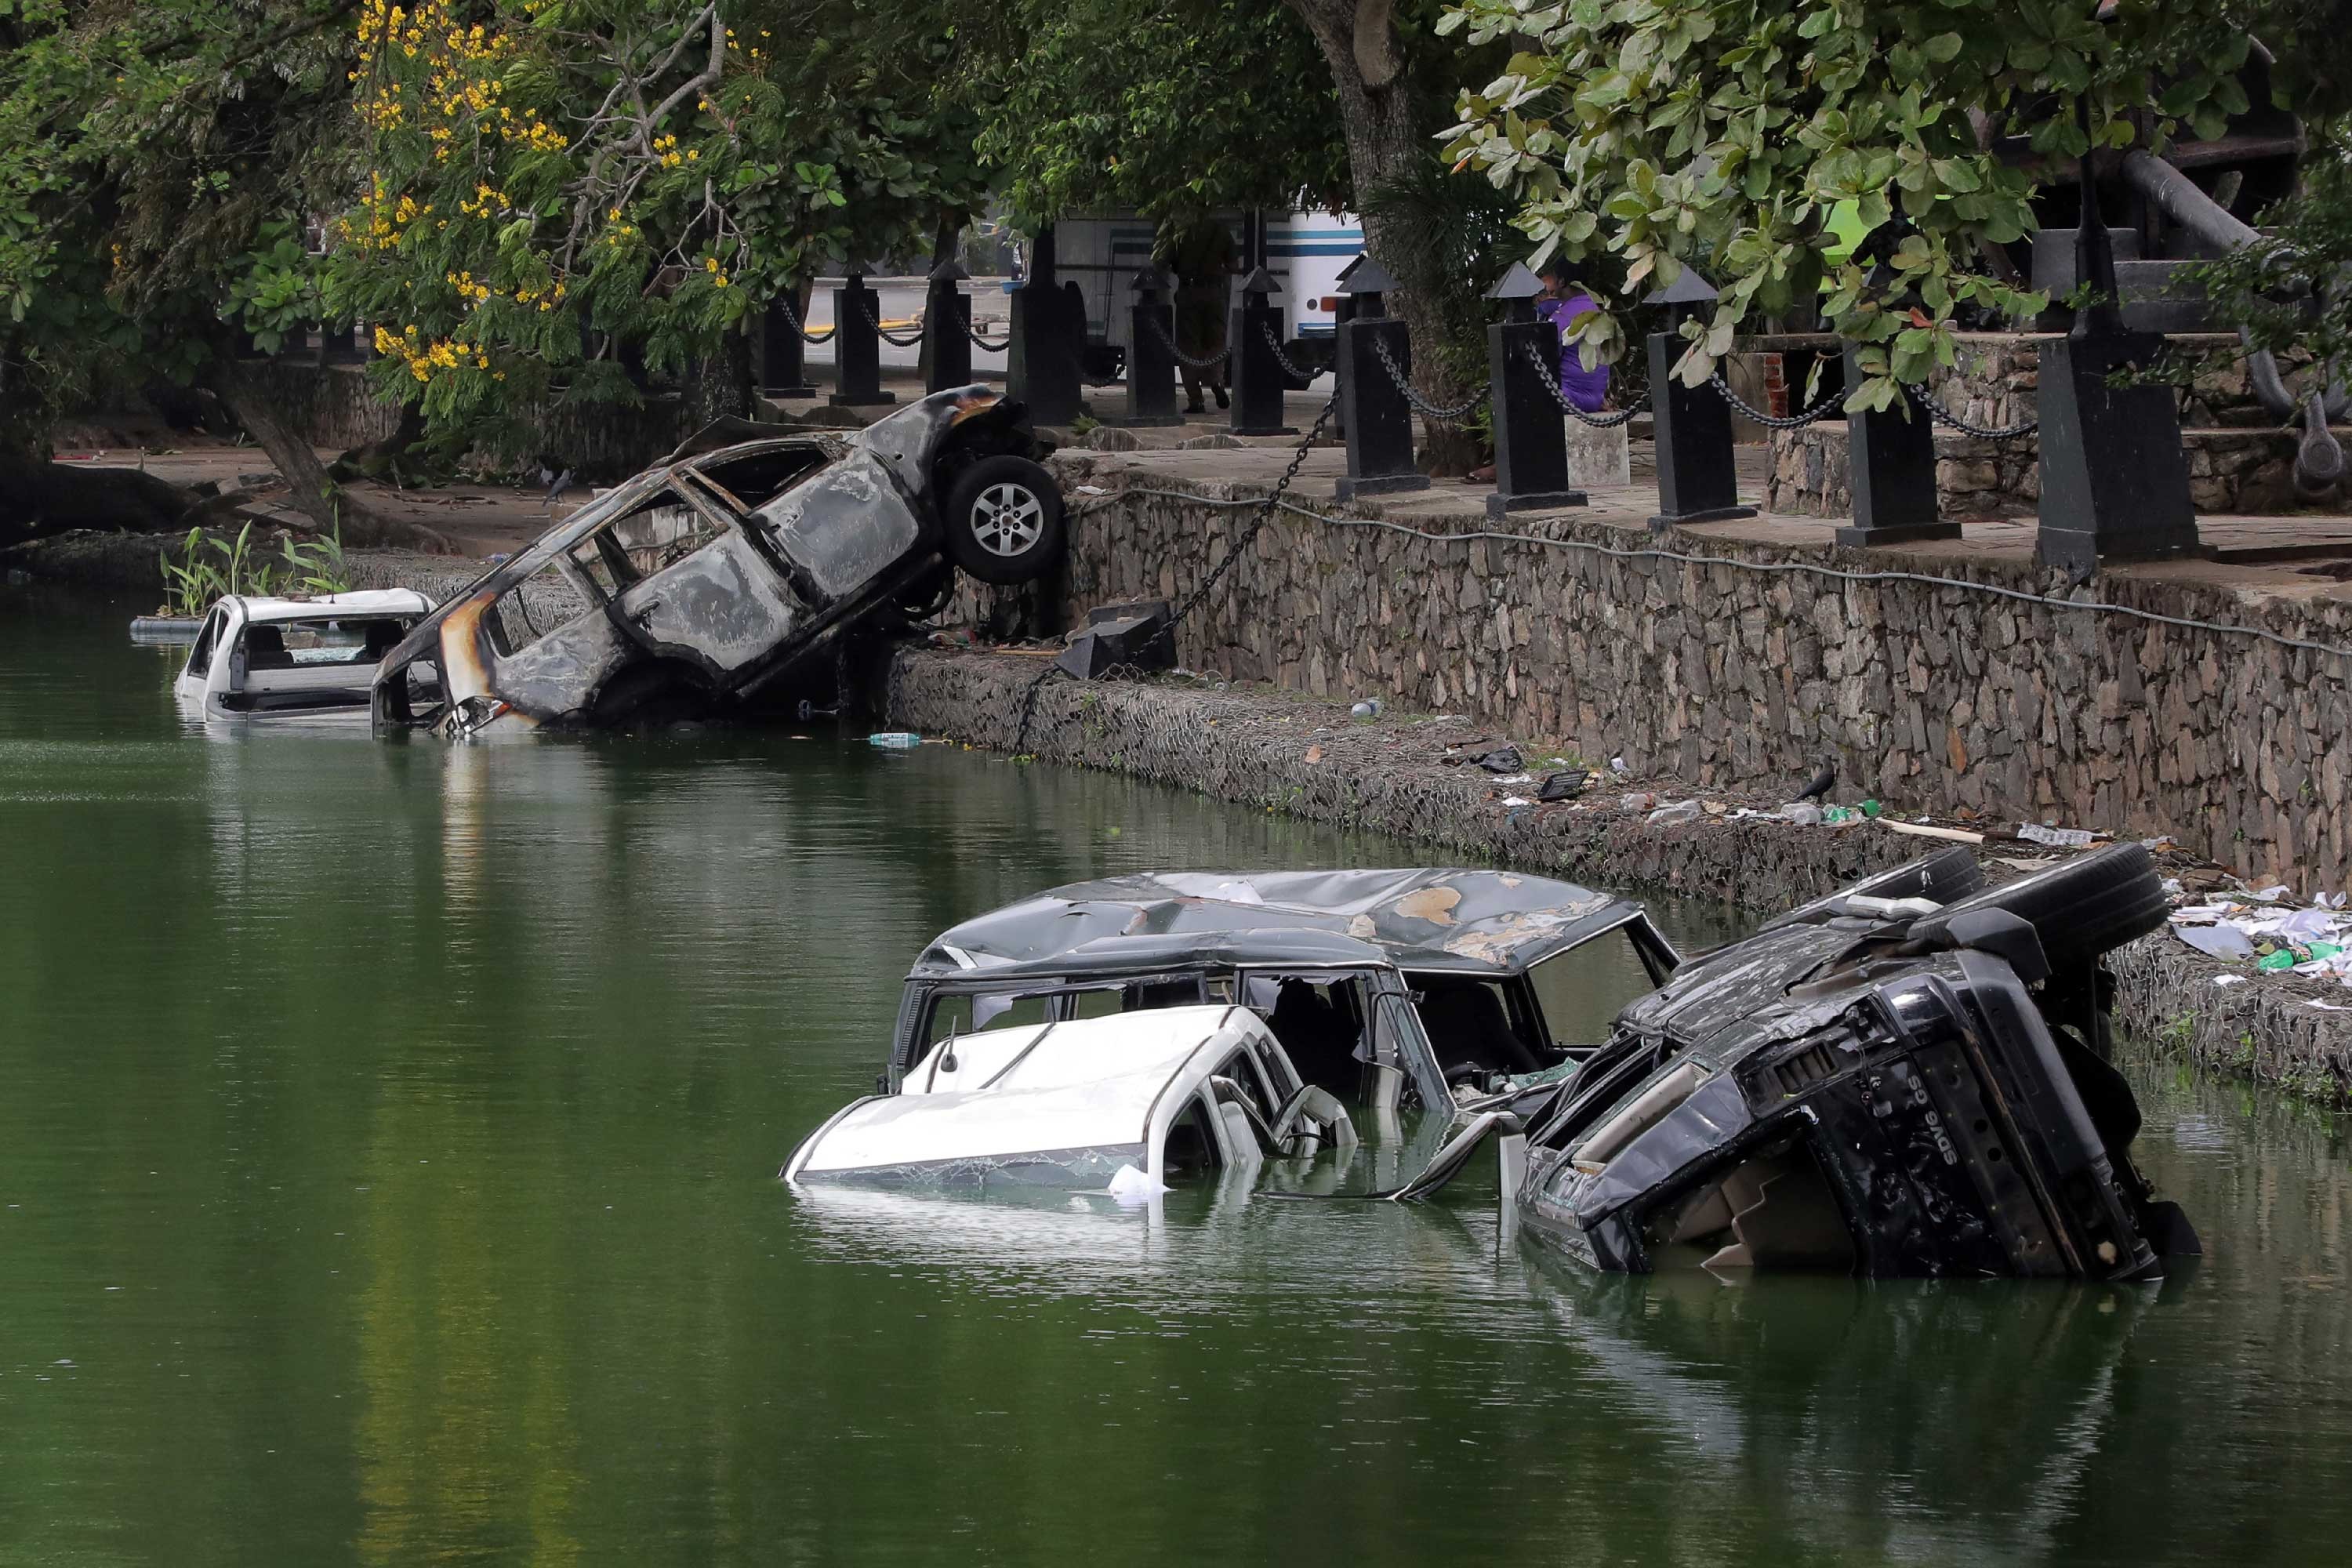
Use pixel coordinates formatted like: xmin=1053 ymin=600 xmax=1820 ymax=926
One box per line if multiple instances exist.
xmin=485 ymin=561 xmax=593 ymax=656
xmin=608 ymin=488 xmax=724 ymax=577
xmin=1528 ymin=930 xmax=1662 ymax=1051
xmin=688 ymin=448 xmax=829 ymax=510
xmin=1247 ymin=974 xmax=1370 ymax=1101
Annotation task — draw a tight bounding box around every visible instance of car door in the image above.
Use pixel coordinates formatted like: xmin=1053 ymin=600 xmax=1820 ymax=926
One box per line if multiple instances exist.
xmin=748 ymin=446 xmax=924 ymax=604
xmin=607 ymin=482 xmax=807 ymax=677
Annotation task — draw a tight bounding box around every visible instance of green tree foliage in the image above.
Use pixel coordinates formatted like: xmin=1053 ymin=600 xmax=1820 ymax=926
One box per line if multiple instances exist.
xmin=0 ymin=0 xmax=360 ymax=452
xmin=325 ymin=0 xmax=989 ymax=432
xmin=1438 ymin=0 xmax=2262 ymax=408
xmin=963 ymin=0 xmax=1349 ymax=226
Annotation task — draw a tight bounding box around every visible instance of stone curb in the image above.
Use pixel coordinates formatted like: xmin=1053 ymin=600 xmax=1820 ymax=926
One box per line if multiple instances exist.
xmin=885 ymin=644 xmax=2352 ymax=1105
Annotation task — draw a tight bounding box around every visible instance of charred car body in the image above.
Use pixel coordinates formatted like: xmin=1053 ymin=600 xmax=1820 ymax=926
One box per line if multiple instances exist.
xmin=373 ymin=387 xmax=1065 ymax=735
xmin=1516 ymin=847 xmax=2198 ymax=1280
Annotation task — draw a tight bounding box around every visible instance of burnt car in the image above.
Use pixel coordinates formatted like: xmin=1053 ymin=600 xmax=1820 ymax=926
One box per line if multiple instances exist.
xmin=373 ymin=387 xmax=1065 ymax=735
xmin=1515 ymin=846 xmax=2199 ymax=1279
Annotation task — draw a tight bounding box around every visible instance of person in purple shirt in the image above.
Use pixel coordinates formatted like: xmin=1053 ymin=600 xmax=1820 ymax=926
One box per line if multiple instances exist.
xmin=1536 ymin=265 xmax=1610 ymax=412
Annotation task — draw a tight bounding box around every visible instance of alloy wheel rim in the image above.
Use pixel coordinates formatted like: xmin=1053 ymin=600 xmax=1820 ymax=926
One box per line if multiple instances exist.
xmin=971 ymin=483 xmax=1044 ymax=557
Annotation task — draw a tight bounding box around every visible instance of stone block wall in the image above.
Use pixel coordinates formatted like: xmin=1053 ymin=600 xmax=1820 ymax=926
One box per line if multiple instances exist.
xmin=963 ymin=459 xmax=2352 ymax=887
xmin=1766 ymin=421 xmax=2325 ymax=519
xmin=1766 ymin=333 xmax=2347 ymax=518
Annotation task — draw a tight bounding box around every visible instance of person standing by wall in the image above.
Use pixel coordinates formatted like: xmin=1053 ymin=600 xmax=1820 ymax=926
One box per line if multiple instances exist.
xmin=1160 ymin=215 xmax=1236 ymax=413
xmin=1537 ymin=264 xmax=1610 ymax=412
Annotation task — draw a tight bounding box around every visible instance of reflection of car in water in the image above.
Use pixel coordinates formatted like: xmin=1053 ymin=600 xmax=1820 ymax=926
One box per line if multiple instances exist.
xmin=372 ymin=388 xmax=1065 ymax=736
xmin=174 ymin=592 xmax=433 ymax=720
xmin=1519 ymin=848 xmax=2199 ymax=1279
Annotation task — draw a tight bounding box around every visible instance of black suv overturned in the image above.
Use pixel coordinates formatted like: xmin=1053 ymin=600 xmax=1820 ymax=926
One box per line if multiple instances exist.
xmin=1515 ymin=847 xmax=2198 ymax=1279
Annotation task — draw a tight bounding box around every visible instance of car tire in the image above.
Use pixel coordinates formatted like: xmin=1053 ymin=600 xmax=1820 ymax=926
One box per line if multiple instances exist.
xmin=1910 ymin=844 xmax=2167 ymax=969
xmin=942 ymin=456 xmax=1066 ymax=586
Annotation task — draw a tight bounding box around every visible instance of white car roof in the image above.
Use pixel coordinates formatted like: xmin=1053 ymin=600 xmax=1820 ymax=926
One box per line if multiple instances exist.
xmin=229 ymin=591 xmax=434 ymax=622
xmin=794 ymin=1005 xmax=1266 ymax=1179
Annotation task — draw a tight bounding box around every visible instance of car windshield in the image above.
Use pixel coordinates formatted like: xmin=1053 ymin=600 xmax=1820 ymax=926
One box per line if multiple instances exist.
xmin=243 ymin=616 xmax=413 ymax=667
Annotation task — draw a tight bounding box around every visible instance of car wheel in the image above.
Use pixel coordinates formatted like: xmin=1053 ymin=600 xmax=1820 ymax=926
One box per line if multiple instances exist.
xmin=942 ymin=455 xmax=1066 ymax=586
xmin=1909 ymin=844 xmax=2167 ymax=969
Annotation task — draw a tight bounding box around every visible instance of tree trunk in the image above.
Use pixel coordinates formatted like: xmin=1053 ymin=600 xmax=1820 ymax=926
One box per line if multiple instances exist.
xmin=1282 ymin=0 xmax=1483 ymax=472
xmin=203 ymin=357 xmax=456 ymax=554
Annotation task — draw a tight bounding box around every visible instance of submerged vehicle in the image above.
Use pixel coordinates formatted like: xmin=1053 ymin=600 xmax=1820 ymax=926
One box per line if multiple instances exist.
xmin=797 ymin=851 xmax=2196 ymax=1279
xmin=785 ymin=1005 xmax=1357 ymax=1190
xmin=898 ymin=869 xmax=1682 ymax=1106
xmin=174 ymin=591 xmax=434 ymax=720
xmin=372 ymin=387 xmax=1065 ymax=736
xmin=1518 ymin=847 xmax=2198 ymax=1279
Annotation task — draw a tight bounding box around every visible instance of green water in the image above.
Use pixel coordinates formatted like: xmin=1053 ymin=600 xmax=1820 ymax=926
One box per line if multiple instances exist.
xmin=4 ymin=586 xmax=2350 ymax=1567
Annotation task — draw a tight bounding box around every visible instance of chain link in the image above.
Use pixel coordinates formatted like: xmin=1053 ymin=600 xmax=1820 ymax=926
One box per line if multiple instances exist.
xmin=1903 ymin=383 xmax=2039 ymax=440
xmin=1259 ymin=321 xmax=1321 ymax=383
xmin=1145 ymin=313 xmax=1230 ymax=372
xmin=1708 ymin=368 xmax=1845 ymax=430
xmin=854 ymin=292 xmax=927 ymax=347
xmin=1371 ymin=336 xmax=1489 ymax=423
xmin=1515 ymin=339 xmax=1649 ymax=428
xmin=775 ymin=293 xmax=836 ymax=345
xmin=1172 ymin=394 xmax=1338 ymax=625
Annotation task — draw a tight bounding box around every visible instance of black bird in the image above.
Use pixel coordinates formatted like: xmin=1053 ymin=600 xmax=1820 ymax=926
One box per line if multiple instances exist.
xmin=537 ymin=454 xmax=572 ymax=506
xmin=1795 ymin=760 xmax=1838 ymax=802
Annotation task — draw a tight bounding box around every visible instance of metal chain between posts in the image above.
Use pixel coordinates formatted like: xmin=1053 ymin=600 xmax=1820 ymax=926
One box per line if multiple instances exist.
xmin=1012 ymin=393 xmax=1338 ymax=754
xmin=1904 ymin=383 xmax=2038 ymax=440
xmin=1371 ymin=336 xmax=1489 ymax=423
xmin=1515 ymin=339 xmax=1649 ymax=429
xmin=776 ymin=294 xmax=836 ymax=345
xmin=1172 ymin=393 xmax=1338 ymax=625
xmin=1708 ymin=368 xmax=1846 ymax=430
xmin=854 ymin=292 xmax=927 ymax=348
xmin=966 ymin=318 xmax=1011 ymax=351
xmin=1259 ymin=321 xmax=1320 ymax=383
xmin=1145 ymin=313 xmax=1230 ymax=372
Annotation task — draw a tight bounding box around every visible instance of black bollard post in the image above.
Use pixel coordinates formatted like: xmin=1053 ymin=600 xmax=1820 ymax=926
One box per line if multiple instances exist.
xmin=1486 ymin=262 xmax=1587 ymax=517
xmin=1837 ymin=347 xmax=1956 ymax=546
xmin=829 ymin=270 xmax=893 ymax=407
xmin=1008 ymin=227 xmax=1086 ymax=426
xmin=2034 ymin=146 xmax=2200 ymax=574
xmin=321 ymin=321 xmax=367 ymax=365
xmin=1645 ymin=268 xmax=1756 ymax=532
xmin=1112 ymin=267 xmax=1184 ymax=427
xmin=1334 ymin=258 xmax=1427 ymax=500
xmin=1229 ymin=265 xmax=1294 ymax=436
xmin=759 ymin=291 xmax=818 ymax=398
xmin=924 ymin=259 xmax=973 ymax=394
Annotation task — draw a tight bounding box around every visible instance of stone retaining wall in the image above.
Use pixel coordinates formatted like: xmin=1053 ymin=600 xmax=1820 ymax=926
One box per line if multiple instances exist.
xmin=960 ymin=457 xmax=2352 ymax=889
xmin=884 ymin=647 xmax=2352 ymax=1102
xmin=1766 ymin=420 xmax=2327 ymax=519
xmin=1766 ymin=333 xmax=2349 ymax=517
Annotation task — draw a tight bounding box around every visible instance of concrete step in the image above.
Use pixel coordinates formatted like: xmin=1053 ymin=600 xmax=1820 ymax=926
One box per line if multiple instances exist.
xmin=2031 ymin=231 xmax=2220 ymax=332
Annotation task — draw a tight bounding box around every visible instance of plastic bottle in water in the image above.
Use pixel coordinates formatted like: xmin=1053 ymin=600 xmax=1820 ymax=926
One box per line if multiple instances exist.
xmin=867 ymin=731 xmax=924 ymax=749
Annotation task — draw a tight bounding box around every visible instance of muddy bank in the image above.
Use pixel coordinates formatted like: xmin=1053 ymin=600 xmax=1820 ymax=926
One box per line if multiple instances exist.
xmin=884 ymin=644 xmax=2352 ymax=1104
xmin=2 ymin=531 xmax=490 ymax=604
